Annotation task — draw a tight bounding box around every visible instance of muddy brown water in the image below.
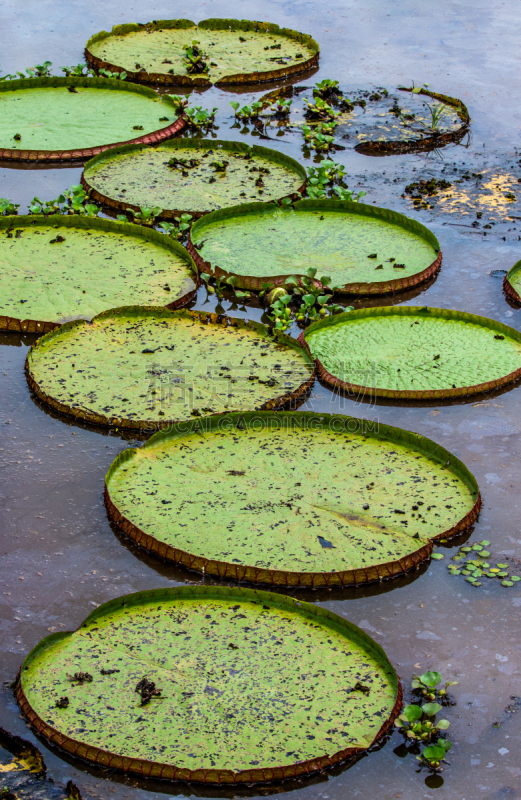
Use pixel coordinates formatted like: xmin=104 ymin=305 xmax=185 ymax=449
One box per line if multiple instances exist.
xmin=1 ymin=1 xmax=521 ymax=799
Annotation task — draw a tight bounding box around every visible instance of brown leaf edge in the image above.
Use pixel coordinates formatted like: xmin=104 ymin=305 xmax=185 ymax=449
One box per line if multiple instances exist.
xmin=104 ymin=409 xmax=481 ymax=586
xmin=0 ymin=76 xmax=186 ymax=162
xmin=25 ymin=308 xmax=315 ymax=431
xmin=80 ymin=139 xmax=307 ymax=221
xmin=354 ymin=87 xmax=470 ymax=155
xmin=187 ymin=198 xmax=442 ymax=294
xmin=299 ymin=305 xmax=521 ymax=400
xmin=15 ymin=585 xmax=401 ymax=785
xmin=84 ymin=18 xmax=319 ymax=87
xmin=503 ymin=260 xmax=521 ymax=304
xmin=0 ymin=214 xmax=198 ymax=334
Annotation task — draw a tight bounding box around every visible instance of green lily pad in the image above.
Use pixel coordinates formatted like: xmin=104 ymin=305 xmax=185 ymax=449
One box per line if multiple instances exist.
xmin=85 ymin=19 xmax=319 ymax=86
xmin=105 ymin=411 xmax=480 ymax=588
xmin=504 ymin=259 xmax=521 ymax=305
xmin=0 ymin=216 xmax=196 ymax=334
xmin=302 ymin=306 xmax=521 ymax=400
xmin=0 ymin=77 xmax=184 ymax=162
xmin=502 ymin=580 xmax=514 ymax=587
xmin=17 ymin=586 xmax=400 ymax=783
xmin=189 ymin=199 xmax=441 ymax=294
xmin=259 ymin=84 xmax=469 ymax=156
xmin=26 ymin=308 xmax=314 ymax=430
xmin=82 ymin=140 xmax=306 ymax=219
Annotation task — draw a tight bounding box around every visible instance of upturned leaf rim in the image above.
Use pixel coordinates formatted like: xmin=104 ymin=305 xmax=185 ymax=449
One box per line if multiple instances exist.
xmin=25 ymin=308 xmax=315 ymax=431
xmin=0 ymin=76 xmax=186 ymax=162
xmin=188 ymin=198 xmax=442 ymax=294
xmin=104 ymin=409 xmax=481 ymax=588
xmin=300 ymin=305 xmax=521 ymax=399
xmin=81 ymin=139 xmax=307 ymax=220
xmin=85 ymin=18 xmax=320 ymax=87
xmin=0 ymin=214 xmax=198 ymax=333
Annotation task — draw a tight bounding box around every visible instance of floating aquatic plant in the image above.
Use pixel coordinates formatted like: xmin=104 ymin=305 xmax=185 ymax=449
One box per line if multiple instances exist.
xmin=396 ymin=670 xmax=457 ymax=773
xmin=184 ymin=105 xmax=218 ymax=130
xmin=447 ymin=540 xmax=521 ymax=587
xmin=0 ymin=197 xmax=19 ymax=216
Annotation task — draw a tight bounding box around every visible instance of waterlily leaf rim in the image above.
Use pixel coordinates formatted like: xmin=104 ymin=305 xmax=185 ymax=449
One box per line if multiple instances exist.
xmin=17 ymin=583 xmax=400 ymax=784
xmin=354 ymin=86 xmax=470 ymax=156
xmin=0 ymin=76 xmax=186 ymax=162
xmin=81 ymin=139 xmax=307 ymax=220
xmin=188 ymin=198 xmax=442 ymax=294
xmin=104 ymin=409 xmax=481 ymax=587
xmin=504 ymin=259 xmax=521 ymax=305
xmin=300 ymin=305 xmax=521 ymax=399
xmin=0 ymin=214 xmax=198 ymax=333
xmin=25 ymin=308 xmax=315 ymax=431
xmin=85 ymin=18 xmax=320 ymax=87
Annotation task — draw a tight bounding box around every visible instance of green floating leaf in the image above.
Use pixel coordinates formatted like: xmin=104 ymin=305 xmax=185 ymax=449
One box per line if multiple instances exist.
xmin=436 ymin=719 xmax=450 ymax=729
xmin=0 ymin=215 xmax=196 ymax=330
xmin=304 ymin=306 xmax=521 ymax=400
xmin=422 ymin=744 xmax=446 ymax=761
xmin=0 ymin=77 xmax=179 ymax=157
xmin=190 ymin=199 xmax=440 ymax=293
xmin=105 ymin=411 xmax=478 ymax=587
xmin=479 ymin=540 xmax=491 ymax=546
xmin=402 ymin=704 xmax=423 ymax=722
xmin=85 ymin=19 xmax=319 ymax=85
xmin=83 ymin=139 xmax=306 ymax=217
xmin=27 ymin=309 xmax=314 ymax=430
xmin=19 ymin=585 xmax=399 ymax=784
xmin=422 ymin=702 xmax=442 ymax=716
xmin=511 ymin=576 xmax=521 ymax=582
xmin=502 ymin=580 xmax=514 ymax=587
xmin=431 ymin=552 xmax=444 ymax=560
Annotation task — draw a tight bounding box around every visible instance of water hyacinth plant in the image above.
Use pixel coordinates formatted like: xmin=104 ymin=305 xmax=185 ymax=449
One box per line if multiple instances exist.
xmin=97 ymin=68 xmax=127 ymax=80
xmin=304 ymin=159 xmax=367 ymax=202
xmin=303 ymin=96 xmax=339 ymax=122
xmin=117 ymin=206 xmax=162 ymax=227
xmin=396 ymin=670 xmax=457 ymax=772
xmin=199 ymin=272 xmax=250 ymax=301
xmin=182 ymin=40 xmax=209 ymax=74
xmin=184 ymin=105 xmax=218 ymax=130
xmin=261 ymin=267 xmax=349 ymax=332
xmin=0 ymin=198 xmax=19 ymax=216
xmin=230 ymin=101 xmax=263 ymax=120
xmin=28 ymin=186 xmax=100 ymax=217
xmin=158 ymin=213 xmax=193 ymax=242
xmin=60 ymin=63 xmax=94 ymax=77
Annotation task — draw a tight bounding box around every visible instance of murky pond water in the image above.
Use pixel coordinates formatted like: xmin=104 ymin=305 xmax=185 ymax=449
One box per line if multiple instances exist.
xmin=1 ymin=1 xmax=521 ymax=799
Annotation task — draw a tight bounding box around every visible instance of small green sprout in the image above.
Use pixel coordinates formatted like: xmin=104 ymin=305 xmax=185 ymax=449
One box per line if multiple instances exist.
xmin=61 ymin=63 xmax=94 ymax=77
xmin=182 ymin=41 xmax=209 ymax=74
xmin=98 ymin=68 xmax=127 ymax=80
xmin=230 ymin=101 xmax=264 ymax=120
xmin=168 ymin=94 xmax=189 ymax=112
xmin=313 ymin=78 xmax=340 ymax=98
xmin=304 ymin=96 xmax=339 ymax=121
xmin=184 ymin=106 xmax=218 ymax=130
xmin=0 ymin=198 xmax=19 ymax=216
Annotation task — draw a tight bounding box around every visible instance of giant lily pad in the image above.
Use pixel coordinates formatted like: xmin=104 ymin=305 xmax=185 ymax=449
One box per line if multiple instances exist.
xmin=17 ymin=586 xmax=401 ymax=783
xmin=105 ymin=411 xmax=480 ymax=587
xmin=85 ymin=19 xmax=319 ymax=86
xmin=0 ymin=216 xmax=196 ymax=334
xmin=26 ymin=308 xmax=314 ymax=430
xmin=258 ymin=84 xmax=469 ymax=156
xmin=504 ymin=260 xmax=521 ymax=304
xmin=188 ymin=199 xmax=441 ymax=293
xmin=0 ymin=77 xmax=185 ymax=162
xmin=81 ymin=139 xmax=306 ymax=219
xmin=302 ymin=306 xmax=521 ymax=400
